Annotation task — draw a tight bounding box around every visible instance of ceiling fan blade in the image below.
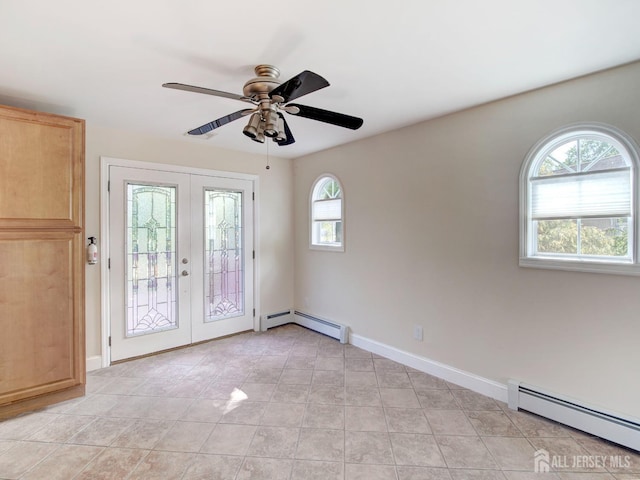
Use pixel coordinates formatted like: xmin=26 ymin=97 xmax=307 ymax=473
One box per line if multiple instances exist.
xmin=269 ymin=71 xmax=329 ymax=103
xmin=163 ymin=82 xmax=251 ymax=102
xmin=286 ymin=103 xmax=364 ymax=130
xmin=188 ymin=109 xmax=254 ymax=135
xmin=275 ymin=113 xmax=295 ymax=146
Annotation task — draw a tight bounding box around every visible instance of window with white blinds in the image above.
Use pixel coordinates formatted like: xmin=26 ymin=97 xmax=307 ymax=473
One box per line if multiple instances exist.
xmin=313 ymin=198 xmax=342 ymax=221
xmin=310 ymin=174 xmax=344 ymax=251
xmin=520 ymin=123 xmax=640 ymax=275
xmin=530 ymin=168 xmax=631 ymax=219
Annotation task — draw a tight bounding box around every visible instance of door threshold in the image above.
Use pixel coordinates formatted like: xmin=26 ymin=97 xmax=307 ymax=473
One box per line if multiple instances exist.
xmin=110 ymin=329 xmax=254 ymax=365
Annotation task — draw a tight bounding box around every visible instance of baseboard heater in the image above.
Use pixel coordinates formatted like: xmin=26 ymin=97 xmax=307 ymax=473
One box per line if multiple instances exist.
xmin=260 ymin=310 xmax=349 ymax=344
xmin=508 ymin=380 xmax=640 ymax=451
xmin=260 ymin=310 xmax=293 ymax=331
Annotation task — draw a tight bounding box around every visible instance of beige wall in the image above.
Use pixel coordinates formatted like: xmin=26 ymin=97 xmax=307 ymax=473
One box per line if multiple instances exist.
xmin=85 ymin=125 xmax=294 ymax=361
xmin=293 ymin=61 xmax=640 ymax=419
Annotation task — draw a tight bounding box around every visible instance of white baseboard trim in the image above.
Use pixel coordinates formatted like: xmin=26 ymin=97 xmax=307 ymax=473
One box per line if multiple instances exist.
xmin=86 ymin=355 xmax=103 ymax=372
xmin=349 ymin=333 xmax=508 ymax=403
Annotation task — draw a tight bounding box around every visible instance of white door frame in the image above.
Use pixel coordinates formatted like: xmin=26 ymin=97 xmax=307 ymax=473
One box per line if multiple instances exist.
xmin=100 ymin=156 xmax=260 ymax=368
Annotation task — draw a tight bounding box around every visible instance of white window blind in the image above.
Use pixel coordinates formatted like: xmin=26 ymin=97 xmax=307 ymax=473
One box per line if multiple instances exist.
xmin=531 ymin=168 xmax=631 ymax=219
xmin=313 ymin=198 xmax=341 ymax=221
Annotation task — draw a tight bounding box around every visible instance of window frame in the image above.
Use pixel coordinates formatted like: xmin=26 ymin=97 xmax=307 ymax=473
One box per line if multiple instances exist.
xmin=519 ymin=122 xmax=640 ymax=275
xmin=309 ymin=173 xmax=345 ymax=252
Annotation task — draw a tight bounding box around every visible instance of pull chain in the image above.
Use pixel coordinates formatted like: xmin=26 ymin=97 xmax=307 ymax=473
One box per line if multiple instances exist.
xmin=265 ymin=138 xmax=271 ymax=170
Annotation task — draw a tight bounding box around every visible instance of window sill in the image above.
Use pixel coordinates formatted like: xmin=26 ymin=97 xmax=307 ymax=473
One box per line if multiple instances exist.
xmin=310 ymin=243 xmax=344 ymax=253
xmin=519 ymin=257 xmax=640 ymax=276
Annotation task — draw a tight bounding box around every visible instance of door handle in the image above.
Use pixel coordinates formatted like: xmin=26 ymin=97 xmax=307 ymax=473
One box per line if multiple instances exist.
xmin=181 ymin=270 xmax=189 ymax=276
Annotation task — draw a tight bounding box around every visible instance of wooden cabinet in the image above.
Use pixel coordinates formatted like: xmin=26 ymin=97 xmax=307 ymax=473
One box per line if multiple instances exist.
xmin=0 ymin=105 xmax=85 ymax=419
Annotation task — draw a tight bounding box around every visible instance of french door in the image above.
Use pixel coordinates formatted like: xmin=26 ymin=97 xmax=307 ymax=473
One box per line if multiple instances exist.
xmin=109 ymin=166 xmax=254 ymax=362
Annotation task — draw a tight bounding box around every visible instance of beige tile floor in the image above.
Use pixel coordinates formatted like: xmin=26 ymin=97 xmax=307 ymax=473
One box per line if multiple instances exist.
xmin=0 ymin=324 xmax=638 ymax=479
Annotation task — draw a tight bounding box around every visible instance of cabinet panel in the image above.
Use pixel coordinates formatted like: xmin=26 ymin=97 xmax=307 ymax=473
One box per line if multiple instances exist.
xmin=0 ymin=108 xmax=83 ymax=229
xmin=0 ymin=231 xmax=84 ymax=405
xmin=0 ymin=104 xmax=85 ymax=418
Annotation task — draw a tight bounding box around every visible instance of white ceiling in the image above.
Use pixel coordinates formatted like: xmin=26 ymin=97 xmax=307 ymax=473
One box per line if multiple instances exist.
xmin=2 ymin=0 xmax=640 ymax=159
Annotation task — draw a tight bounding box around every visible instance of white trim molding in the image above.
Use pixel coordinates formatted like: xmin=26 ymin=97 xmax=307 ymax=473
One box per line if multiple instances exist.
xmin=86 ymin=356 xmax=103 ymax=372
xmin=349 ymin=333 xmax=508 ymax=403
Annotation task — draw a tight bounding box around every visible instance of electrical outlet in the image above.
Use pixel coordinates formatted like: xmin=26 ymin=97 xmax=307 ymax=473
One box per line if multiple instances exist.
xmin=413 ymin=325 xmax=423 ymax=341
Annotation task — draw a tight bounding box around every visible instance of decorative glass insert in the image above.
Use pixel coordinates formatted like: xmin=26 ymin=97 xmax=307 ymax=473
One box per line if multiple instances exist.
xmin=126 ymin=184 xmax=177 ymax=337
xmin=205 ymin=189 xmax=244 ymax=322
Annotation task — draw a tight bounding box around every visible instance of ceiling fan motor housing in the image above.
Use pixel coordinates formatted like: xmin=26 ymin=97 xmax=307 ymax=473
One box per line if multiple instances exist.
xmin=242 ymin=64 xmax=282 ymax=99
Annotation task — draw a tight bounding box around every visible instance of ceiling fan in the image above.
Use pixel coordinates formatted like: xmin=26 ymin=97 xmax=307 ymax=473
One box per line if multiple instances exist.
xmin=163 ymin=64 xmax=363 ymax=146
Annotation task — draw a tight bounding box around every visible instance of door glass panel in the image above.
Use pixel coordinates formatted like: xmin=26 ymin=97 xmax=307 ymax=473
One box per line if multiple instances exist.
xmin=126 ymin=183 xmax=178 ymax=336
xmin=205 ymin=189 xmax=244 ymax=322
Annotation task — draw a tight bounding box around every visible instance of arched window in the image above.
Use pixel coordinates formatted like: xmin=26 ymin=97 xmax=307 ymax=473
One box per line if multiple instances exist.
xmin=310 ymin=174 xmax=344 ymax=251
xmin=520 ymin=123 xmax=640 ymax=274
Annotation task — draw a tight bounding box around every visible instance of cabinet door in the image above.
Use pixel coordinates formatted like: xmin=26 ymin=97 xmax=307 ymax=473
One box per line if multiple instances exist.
xmin=0 ymin=231 xmax=84 ymax=404
xmin=0 ymin=108 xmax=84 ymax=229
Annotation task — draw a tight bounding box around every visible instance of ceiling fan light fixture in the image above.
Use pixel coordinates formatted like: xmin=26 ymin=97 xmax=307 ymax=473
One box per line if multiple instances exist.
xmin=251 ymin=131 xmax=266 ymax=143
xmin=242 ymin=112 xmax=261 ymax=139
xmin=263 ymin=110 xmax=279 ymax=138
xmin=275 ymin=115 xmax=286 ymax=142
